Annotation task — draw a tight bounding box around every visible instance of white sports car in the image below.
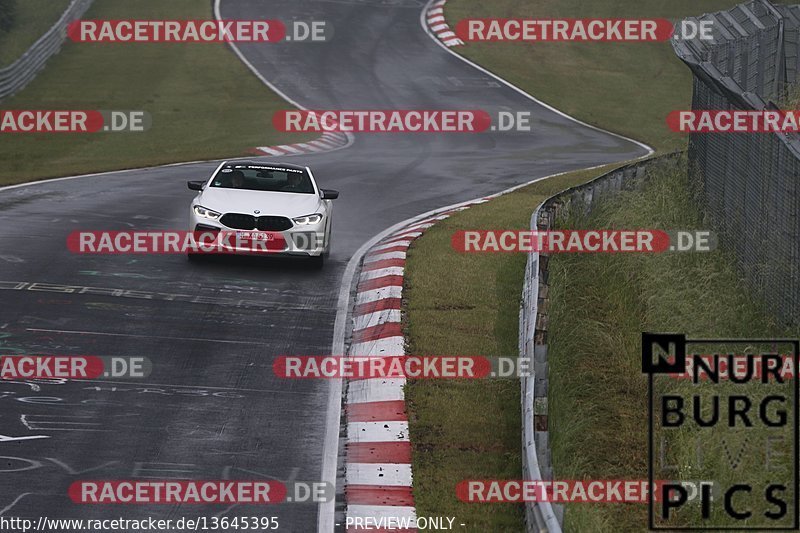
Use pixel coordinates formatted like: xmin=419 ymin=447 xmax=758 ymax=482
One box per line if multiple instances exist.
xmin=188 ymin=161 xmax=338 ymax=267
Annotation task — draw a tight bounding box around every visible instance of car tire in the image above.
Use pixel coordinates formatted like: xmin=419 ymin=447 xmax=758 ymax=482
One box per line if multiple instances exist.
xmin=309 ymin=254 xmax=324 ymax=269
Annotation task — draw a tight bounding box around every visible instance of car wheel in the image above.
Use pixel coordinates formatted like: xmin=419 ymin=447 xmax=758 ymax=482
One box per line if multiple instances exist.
xmin=309 ymin=254 xmax=324 ymax=269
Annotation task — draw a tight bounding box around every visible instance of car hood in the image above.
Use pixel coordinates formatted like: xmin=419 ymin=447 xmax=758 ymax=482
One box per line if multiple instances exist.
xmin=197 ymin=188 xmax=324 ymax=217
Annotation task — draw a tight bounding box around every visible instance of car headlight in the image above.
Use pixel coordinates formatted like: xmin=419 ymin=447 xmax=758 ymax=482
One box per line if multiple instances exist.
xmin=293 ymin=213 xmax=323 ymax=225
xmin=193 ymin=205 xmax=221 ymax=220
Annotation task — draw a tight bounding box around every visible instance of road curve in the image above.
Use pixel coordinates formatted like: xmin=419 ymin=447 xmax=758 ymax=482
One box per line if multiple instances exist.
xmin=0 ymin=0 xmax=648 ymax=531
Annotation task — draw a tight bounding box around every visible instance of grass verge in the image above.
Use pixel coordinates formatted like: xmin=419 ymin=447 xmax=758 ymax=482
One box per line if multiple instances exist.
xmin=0 ymin=0 xmax=71 ymax=67
xmin=0 ymin=0 xmax=313 ymax=185
xmin=444 ymin=0 xmax=766 ymax=151
xmin=547 ymin=156 xmax=796 ymax=531
xmin=406 ymin=2 xmax=797 ymax=531
xmin=405 ymin=163 xmax=623 ymax=532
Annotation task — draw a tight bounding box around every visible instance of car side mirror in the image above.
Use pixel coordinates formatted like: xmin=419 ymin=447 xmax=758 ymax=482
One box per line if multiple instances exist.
xmin=321 ymin=189 xmax=339 ymax=200
xmin=187 ymin=180 xmax=205 ymax=191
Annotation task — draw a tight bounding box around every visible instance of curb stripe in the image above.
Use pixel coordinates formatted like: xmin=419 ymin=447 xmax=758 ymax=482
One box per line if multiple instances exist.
xmin=346 ymin=485 xmax=415 ymax=506
xmin=357 ymin=275 xmax=405 ymax=292
xmin=346 ymin=464 xmax=413 ymax=486
xmin=355 ymin=286 xmax=403 ymax=305
xmin=347 ymin=442 xmax=412 ymax=464
xmin=348 ymin=421 xmax=410 ymax=443
xmin=349 ymin=336 xmax=405 ymax=357
xmin=353 ymin=309 xmax=401 ymax=332
xmin=347 ymin=378 xmax=406 ymax=404
xmin=347 ymin=400 xmax=408 ymax=423
xmin=250 ymin=132 xmax=351 ymax=158
xmin=353 ymin=297 xmax=403 ymax=317
xmin=346 ymin=505 xmax=416 ymax=520
xmin=371 ymin=239 xmax=413 ymax=252
xmin=359 ymin=266 xmax=405 ymax=281
xmin=365 ymin=247 xmax=408 ymax=259
xmin=364 ymin=251 xmax=406 ymax=263
xmin=425 ymin=0 xmax=462 ymax=48
xmin=361 ymin=258 xmax=407 ymax=272
xmin=352 ymin=323 xmax=403 ymax=344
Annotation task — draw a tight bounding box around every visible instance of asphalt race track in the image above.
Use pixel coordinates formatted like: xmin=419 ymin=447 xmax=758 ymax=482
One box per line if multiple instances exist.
xmin=0 ymin=0 xmax=648 ymax=531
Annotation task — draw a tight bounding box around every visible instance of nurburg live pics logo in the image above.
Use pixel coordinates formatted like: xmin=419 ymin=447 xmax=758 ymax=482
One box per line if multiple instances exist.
xmin=642 ymin=333 xmax=799 ymax=530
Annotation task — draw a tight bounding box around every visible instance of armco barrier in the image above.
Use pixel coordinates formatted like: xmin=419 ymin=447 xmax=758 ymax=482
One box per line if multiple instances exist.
xmin=520 ymin=153 xmax=679 ymax=532
xmin=0 ymin=0 xmax=93 ymax=101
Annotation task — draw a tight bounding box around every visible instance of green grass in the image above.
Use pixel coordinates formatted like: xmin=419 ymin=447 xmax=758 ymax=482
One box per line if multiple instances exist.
xmin=406 ymin=155 xmax=797 ymax=532
xmin=547 ymin=157 xmax=796 ymax=531
xmin=444 ymin=0 xmax=767 ymax=151
xmin=0 ymin=0 xmax=71 ymax=67
xmin=404 ymin=164 xmax=624 ymax=532
xmin=0 ymin=0 xmax=313 ymax=184
xmin=404 ymin=2 xmax=799 ymax=531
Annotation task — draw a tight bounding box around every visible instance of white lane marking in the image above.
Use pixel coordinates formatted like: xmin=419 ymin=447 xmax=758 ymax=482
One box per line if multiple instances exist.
xmin=346 ymin=463 xmax=413 ymax=486
xmin=346 ymin=505 xmax=416 ymax=521
xmin=444 ymin=38 xmax=464 ymax=46
xmin=0 ymin=493 xmax=33 ymax=517
xmin=0 ymin=433 xmax=50 ymax=442
xmin=428 ymin=7 xmax=443 ymax=15
xmin=438 ymin=30 xmax=457 ymax=39
xmin=355 ymin=286 xmax=403 ymax=306
xmin=347 ymin=379 xmax=406 ymax=404
xmin=350 ymin=337 xmax=405 ymax=357
xmin=430 ymin=24 xmax=448 ymax=32
xmin=353 ymin=309 xmax=402 ymax=332
xmin=359 ymin=267 xmax=405 ymax=282
xmin=21 ymin=414 xmax=109 ymax=432
xmin=348 ymin=422 xmax=409 ymax=443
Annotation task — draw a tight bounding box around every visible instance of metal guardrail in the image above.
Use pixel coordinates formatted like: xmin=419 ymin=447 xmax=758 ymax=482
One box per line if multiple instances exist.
xmin=520 ymin=153 xmax=679 ymax=532
xmin=672 ymin=0 xmax=800 ymax=324
xmin=0 ymin=0 xmax=93 ymax=101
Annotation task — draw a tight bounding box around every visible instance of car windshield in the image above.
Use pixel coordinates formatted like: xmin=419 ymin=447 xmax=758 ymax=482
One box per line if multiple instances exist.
xmin=210 ymin=165 xmax=315 ymax=194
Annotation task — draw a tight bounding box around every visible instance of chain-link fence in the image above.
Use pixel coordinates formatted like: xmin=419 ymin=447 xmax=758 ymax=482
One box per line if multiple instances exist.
xmin=673 ymin=0 xmax=800 ymax=324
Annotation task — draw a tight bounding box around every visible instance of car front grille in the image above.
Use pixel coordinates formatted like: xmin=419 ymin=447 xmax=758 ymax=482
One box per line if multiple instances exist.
xmin=256 ymin=216 xmax=293 ymax=231
xmin=220 ymin=213 xmax=293 ymax=231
